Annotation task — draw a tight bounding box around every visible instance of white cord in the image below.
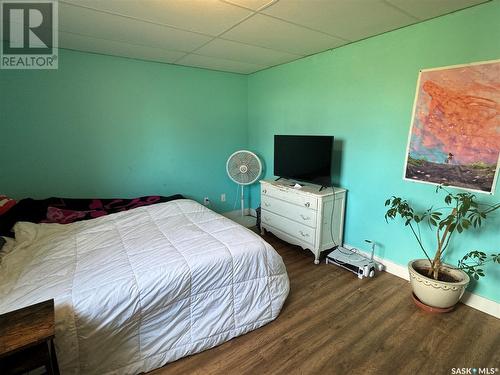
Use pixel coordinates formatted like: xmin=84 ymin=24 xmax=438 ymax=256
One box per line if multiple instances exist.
xmin=329 ymin=184 xmax=338 ymax=248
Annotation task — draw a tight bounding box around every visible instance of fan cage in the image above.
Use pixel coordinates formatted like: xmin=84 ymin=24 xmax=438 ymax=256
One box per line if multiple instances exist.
xmin=226 ymin=150 xmax=262 ymax=186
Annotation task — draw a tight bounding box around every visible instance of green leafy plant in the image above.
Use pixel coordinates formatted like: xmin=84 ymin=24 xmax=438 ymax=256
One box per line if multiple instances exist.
xmin=384 ymin=186 xmax=500 ymax=281
xmin=458 ymin=251 xmax=500 ymax=280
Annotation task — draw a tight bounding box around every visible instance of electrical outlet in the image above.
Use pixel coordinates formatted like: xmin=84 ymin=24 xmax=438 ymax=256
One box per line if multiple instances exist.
xmin=203 ymin=197 xmax=210 ymax=206
xmin=220 ymin=193 xmax=226 ymax=202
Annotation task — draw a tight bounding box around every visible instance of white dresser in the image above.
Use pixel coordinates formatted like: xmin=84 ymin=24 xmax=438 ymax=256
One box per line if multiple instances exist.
xmin=260 ymin=179 xmax=346 ymax=264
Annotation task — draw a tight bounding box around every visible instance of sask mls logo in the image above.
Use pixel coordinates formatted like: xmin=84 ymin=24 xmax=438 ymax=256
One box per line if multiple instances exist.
xmin=1 ymin=0 xmax=58 ymax=69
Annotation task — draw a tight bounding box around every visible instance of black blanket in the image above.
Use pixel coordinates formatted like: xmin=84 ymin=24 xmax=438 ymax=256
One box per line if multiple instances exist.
xmin=0 ymin=194 xmax=184 ymax=238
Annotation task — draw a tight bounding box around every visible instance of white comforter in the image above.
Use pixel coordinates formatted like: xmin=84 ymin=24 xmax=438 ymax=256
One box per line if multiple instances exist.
xmin=0 ymin=199 xmax=289 ymax=374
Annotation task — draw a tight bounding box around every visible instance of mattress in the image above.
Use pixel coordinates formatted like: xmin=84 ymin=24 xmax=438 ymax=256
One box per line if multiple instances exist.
xmin=0 ymin=199 xmax=289 ymax=374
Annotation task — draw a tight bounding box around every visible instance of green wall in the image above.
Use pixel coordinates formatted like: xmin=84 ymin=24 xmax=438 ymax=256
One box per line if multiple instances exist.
xmin=0 ymin=49 xmax=247 ymax=212
xmin=247 ymin=1 xmax=500 ymax=302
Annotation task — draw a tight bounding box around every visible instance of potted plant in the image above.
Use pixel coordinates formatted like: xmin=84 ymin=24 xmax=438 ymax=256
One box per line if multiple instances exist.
xmin=384 ymin=186 xmax=500 ymax=311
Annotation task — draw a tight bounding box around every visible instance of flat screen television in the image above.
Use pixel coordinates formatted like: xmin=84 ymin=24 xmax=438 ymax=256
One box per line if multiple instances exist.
xmin=274 ymin=135 xmax=333 ymax=187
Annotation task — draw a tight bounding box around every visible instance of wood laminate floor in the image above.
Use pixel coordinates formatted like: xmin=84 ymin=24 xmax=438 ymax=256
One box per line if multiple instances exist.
xmin=150 ymin=232 xmax=500 ymax=375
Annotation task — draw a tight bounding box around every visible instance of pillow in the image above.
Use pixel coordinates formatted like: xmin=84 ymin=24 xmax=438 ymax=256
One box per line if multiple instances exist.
xmin=0 ymin=195 xmax=16 ymax=215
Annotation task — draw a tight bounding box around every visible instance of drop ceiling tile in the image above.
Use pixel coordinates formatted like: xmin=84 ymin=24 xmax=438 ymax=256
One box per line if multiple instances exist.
xmin=262 ymin=0 xmax=418 ymax=41
xmin=222 ymin=14 xmax=346 ymax=55
xmin=221 ymin=0 xmax=276 ymax=11
xmin=36 ymin=0 xmax=490 ymax=74
xmin=61 ymin=0 xmax=253 ymax=36
xmin=196 ymin=38 xmax=301 ymax=66
xmin=60 ymin=32 xmax=186 ymax=64
xmin=59 ymin=3 xmax=212 ymax=52
xmin=177 ymin=54 xmax=264 ymax=74
xmin=385 ymin=0 xmax=488 ymax=20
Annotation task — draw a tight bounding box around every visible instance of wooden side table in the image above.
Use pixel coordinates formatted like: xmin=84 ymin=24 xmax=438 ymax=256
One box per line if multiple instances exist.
xmin=0 ymin=299 xmax=60 ymax=375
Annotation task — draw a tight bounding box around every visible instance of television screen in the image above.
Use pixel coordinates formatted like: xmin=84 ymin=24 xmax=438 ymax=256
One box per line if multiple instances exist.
xmin=274 ymin=135 xmax=333 ymax=186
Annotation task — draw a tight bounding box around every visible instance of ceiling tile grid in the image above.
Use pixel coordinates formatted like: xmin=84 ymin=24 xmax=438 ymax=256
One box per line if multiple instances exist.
xmin=51 ymin=0 xmax=489 ymax=74
xmin=220 ymin=13 xmax=346 ymax=56
xmin=260 ymin=0 xmax=419 ymax=41
xmin=177 ymin=53 xmax=265 ymax=74
xmin=59 ymin=31 xmax=187 ymax=65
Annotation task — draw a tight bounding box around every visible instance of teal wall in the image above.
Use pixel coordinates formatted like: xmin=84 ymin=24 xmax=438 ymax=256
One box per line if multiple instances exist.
xmin=0 ymin=49 xmax=247 ymax=212
xmin=247 ymin=1 xmax=500 ymax=302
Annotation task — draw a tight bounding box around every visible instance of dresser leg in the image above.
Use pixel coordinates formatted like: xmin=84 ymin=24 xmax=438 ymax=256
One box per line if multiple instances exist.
xmin=314 ymin=257 xmax=320 ymax=265
xmin=260 ymin=227 xmax=266 ymax=236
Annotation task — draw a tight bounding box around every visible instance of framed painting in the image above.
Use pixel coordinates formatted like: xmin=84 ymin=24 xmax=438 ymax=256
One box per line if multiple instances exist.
xmin=403 ymin=59 xmax=500 ymax=194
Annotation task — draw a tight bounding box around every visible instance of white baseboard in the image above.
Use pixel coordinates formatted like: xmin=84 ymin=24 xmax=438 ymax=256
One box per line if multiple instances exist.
xmin=460 ymin=291 xmax=499 ymax=319
xmin=222 ymin=208 xmax=257 ymax=220
xmin=344 ymin=244 xmax=499 ymax=319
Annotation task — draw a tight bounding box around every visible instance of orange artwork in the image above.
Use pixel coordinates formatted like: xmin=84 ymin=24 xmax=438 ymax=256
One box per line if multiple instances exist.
xmin=404 ymin=60 xmax=500 ymax=193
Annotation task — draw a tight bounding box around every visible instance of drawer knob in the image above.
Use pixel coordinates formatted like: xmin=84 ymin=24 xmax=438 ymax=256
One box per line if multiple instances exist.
xmin=304 ymin=202 xmax=310 ymax=208
xmin=300 ymin=214 xmax=311 ymax=220
xmin=263 ymin=189 xmax=267 ymax=194
xmin=264 ymin=202 xmax=271 ymax=207
xmin=299 ymin=230 xmax=309 ymax=237
xmin=264 ymin=216 xmax=271 ymax=222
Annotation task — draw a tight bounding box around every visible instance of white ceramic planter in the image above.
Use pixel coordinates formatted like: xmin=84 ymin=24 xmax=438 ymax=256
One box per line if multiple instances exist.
xmin=408 ymin=259 xmax=470 ymax=309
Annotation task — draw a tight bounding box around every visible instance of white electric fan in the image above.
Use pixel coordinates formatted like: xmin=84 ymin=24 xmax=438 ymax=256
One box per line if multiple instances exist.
xmin=226 ymin=150 xmax=262 ymax=225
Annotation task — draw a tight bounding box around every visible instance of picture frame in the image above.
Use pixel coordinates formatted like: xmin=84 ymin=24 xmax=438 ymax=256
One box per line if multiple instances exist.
xmin=403 ymin=59 xmax=500 ymax=194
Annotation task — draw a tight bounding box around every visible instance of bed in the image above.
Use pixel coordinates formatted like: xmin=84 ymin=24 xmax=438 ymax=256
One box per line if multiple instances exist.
xmin=0 ymin=199 xmax=289 ymax=374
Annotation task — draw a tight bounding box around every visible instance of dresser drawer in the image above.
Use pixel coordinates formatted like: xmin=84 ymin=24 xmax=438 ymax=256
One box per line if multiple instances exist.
xmin=261 ymin=209 xmax=315 ymax=245
xmin=261 ymin=184 xmax=317 ymax=210
xmin=261 ymin=195 xmax=317 ymax=228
